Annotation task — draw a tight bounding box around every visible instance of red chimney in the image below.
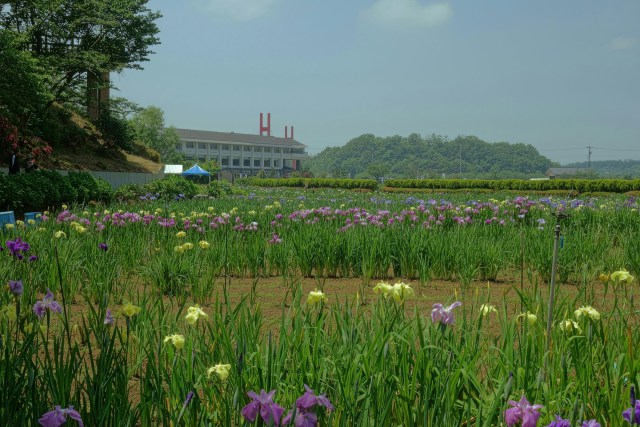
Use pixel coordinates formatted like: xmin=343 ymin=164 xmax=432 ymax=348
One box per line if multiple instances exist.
xmin=260 ymin=113 xmax=271 ymax=136
xmin=285 ymin=126 xmax=288 ymax=139
xmin=290 ymin=126 xmax=294 ymax=140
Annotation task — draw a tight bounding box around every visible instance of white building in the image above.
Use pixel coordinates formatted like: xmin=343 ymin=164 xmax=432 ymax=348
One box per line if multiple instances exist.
xmin=174 ymin=128 xmax=308 ymax=177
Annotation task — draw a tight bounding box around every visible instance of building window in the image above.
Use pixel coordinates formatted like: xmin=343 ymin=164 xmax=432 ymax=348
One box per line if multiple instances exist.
xmin=264 ymin=159 xmax=271 ymax=168
xmin=264 ymin=147 xmax=271 ymax=153
xmin=274 ymin=147 xmax=281 ymax=153
xmin=198 ymin=156 xmax=206 ymax=163
xmin=243 ymin=146 xmax=251 ymax=152
xmin=175 ymin=144 xmax=181 ymax=150
xmin=233 ymin=158 xmax=240 ymax=166
xmin=198 ymin=143 xmax=206 ymax=149
xmin=243 ymin=158 xmax=250 ymax=167
xmin=284 ymin=148 xmax=290 ymax=153
xmin=221 ymin=157 xmax=229 ymax=166
xmin=211 ymin=143 xmax=218 ymax=149
xmin=186 ymin=142 xmax=194 ymax=149
xmin=221 ymin=144 xmax=229 ymax=150
xmin=233 ymin=145 xmax=240 ymax=151
xmin=254 ymin=146 xmax=262 ymax=152
xmin=254 ymin=159 xmax=261 ymax=167
xmin=273 ymin=160 xmax=280 ymax=168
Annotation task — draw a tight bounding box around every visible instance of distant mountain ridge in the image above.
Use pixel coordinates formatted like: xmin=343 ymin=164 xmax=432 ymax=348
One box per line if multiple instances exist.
xmin=305 ymin=133 xmax=558 ymax=179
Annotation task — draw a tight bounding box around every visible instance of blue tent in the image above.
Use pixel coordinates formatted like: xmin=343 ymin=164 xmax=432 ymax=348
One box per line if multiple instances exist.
xmin=182 ymin=164 xmax=210 ymax=176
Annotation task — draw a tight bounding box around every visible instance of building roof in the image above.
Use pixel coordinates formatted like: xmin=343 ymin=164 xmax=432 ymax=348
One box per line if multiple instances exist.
xmin=174 ymin=128 xmax=306 ymax=149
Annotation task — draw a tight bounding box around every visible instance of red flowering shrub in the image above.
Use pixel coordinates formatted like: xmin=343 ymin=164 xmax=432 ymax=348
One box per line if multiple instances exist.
xmin=0 ymin=115 xmax=53 ymax=163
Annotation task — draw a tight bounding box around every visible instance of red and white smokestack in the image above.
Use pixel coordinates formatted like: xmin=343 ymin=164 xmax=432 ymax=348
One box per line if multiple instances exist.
xmin=291 ymin=126 xmax=294 ymax=140
xmin=285 ymin=126 xmax=288 ymax=139
xmin=260 ymin=113 xmax=271 ymax=136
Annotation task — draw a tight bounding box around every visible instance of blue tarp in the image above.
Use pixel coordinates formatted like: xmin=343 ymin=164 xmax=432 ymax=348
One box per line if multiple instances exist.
xmin=182 ymin=164 xmax=210 ymax=176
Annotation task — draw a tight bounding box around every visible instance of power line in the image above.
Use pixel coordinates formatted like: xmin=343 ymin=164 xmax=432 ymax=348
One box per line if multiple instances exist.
xmin=592 ymin=147 xmax=640 ymax=152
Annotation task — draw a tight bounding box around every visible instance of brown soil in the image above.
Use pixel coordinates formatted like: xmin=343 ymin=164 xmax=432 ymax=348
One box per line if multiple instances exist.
xmin=38 ymin=276 xmax=627 ymax=411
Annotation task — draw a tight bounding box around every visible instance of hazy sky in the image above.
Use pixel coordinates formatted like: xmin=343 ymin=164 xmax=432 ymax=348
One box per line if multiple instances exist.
xmin=114 ymin=0 xmax=640 ymax=164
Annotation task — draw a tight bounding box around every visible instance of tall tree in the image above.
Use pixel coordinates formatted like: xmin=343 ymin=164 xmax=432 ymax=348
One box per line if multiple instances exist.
xmin=129 ymin=106 xmax=182 ymax=163
xmin=0 ymin=0 xmax=161 ymax=106
xmin=0 ymin=29 xmax=51 ymax=123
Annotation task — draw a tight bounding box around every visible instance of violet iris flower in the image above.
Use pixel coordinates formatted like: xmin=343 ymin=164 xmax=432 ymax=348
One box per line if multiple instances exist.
xmin=505 ymin=396 xmax=543 ymax=427
xmin=283 ymin=385 xmax=334 ymax=427
xmin=623 ymin=401 xmax=640 ymax=424
xmin=183 ymin=391 xmax=194 ymax=409
xmin=104 ymin=309 xmax=114 ymax=326
xmin=8 ymin=280 xmax=23 ymax=296
xmin=33 ymin=289 xmax=63 ymax=318
xmin=38 ymin=405 xmax=83 ymax=427
xmin=6 ymin=237 xmax=30 ymax=258
xmin=431 ymin=301 xmax=462 ymax=325
xmin=545 ymin=415 xmax=570 ymax=427
xmin=241 ymin=389 xmax=285 ymax=426
xmin=582 ymin=421 xmax=601 ymax=427
xmin=624 ymin=386 xmax=640 ymax=425
xmin=98 ymin=243 xmax=108 ymax=252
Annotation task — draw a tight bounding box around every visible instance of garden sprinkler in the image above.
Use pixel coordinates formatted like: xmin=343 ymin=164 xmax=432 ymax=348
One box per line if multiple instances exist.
xmin=544 ymin=211 xmax=568 ymax=373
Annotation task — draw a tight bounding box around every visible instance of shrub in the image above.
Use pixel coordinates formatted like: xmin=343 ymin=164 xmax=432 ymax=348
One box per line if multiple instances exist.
xmin=114 ymin=183 xmax=145 ymax=202
xmin=144 ymin=175 xmax=197 ymax=199
xmin=94 ymin=178 xmax=114 ymax=204
xmin=95 ymin=112 xmax=134 ymax=151
xmin=207 ymin=180 xmax=233 ymax=198
xmin=68 ymin=172 xmax=100 ymax=203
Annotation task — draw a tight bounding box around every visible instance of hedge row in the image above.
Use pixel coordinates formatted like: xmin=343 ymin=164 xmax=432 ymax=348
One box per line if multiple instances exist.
xmin=384 ymin=178 xmax=640 ymax=193
xmin=236 ymin=177 xmax=379 ymax=190
xmin=0 ymin=171 xmax=113 ymax=212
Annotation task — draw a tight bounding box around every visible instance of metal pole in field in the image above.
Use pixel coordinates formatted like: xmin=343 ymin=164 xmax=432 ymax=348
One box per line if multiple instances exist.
xmin=545 ymin=214 xmax=565 ymax=358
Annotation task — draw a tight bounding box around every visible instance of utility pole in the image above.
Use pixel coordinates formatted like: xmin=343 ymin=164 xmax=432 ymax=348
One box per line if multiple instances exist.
xmin=587 ymin=145 xmax=592 ymax=168
xmin=459 ymin=141 xmax=462 ymax=177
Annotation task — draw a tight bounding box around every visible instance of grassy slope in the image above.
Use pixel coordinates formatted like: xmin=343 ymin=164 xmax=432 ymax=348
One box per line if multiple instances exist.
xmin=35 ymin=105 xmax=163 ymax=173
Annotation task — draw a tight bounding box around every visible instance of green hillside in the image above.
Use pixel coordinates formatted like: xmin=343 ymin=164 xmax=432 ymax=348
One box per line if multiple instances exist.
xmin=564 ymin=160 xmax=640 ymax=178
xmin=305 ymin=133 xmax=558 ymax=180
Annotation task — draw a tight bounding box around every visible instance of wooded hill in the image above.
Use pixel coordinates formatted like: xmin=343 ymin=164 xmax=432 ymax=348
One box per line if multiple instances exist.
xmin=305 ymin=134 xmax=558 ymax=180
xmin=564 ymin=160 xmax=640 ymax=179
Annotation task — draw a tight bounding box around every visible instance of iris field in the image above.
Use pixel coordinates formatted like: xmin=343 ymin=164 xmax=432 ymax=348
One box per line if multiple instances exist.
xmin=1 ymin=188 xmax=640 ymax=426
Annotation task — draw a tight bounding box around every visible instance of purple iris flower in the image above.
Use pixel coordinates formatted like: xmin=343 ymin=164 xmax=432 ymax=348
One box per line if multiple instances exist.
xmin=241 ymin=389 xmax=285 ymax=426
xmin=505 ymin=396 xmax=543 ymax=427
xmin=545 ymin=415 xmax=570 ymax=427
xmin=38 ymin=405 xmax=83 ymax=427
xmin=33 ymin=289 xmax=63 ymax=318
xmin=98 ymin=243 xmax=108 ymax=252
xmin=431 ymin=301 xmax=462 ymax=325
xmin=6 ymin=237 xmax=30 ymax=258
xmin=8 ymin=280 xmax=23 ymax=296
xmin=284 ymin=410 xmax=317 ymax=427
xmin=623 ymin=400 xmax=640 ymax=424
xmin=582 ymin=421 xmax=600 ymax=427
xmin=283 ymin=385 xmax=334 ymax=426
xmin=183 ymin=391 xmax=194 ymax=409
xmin=104 ymin=309 xmax=114 ymax=326
xmin=28 ymin=255 xmax=38 ymax=262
